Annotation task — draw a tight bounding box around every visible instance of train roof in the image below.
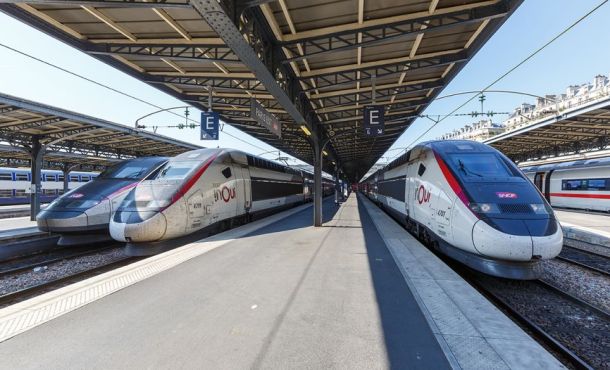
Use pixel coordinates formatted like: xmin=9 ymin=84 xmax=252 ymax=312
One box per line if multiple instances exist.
xmin=520 ymin=156 xmax=610 ymax=172
xmin=361 ymin=140 xmax=495 ymax=182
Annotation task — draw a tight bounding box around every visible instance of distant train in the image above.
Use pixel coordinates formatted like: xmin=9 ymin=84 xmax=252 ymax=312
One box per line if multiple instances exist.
xmin=110 ymin=148 xmax=335 ymax=255
xmin=0 ymin=167 xmax=98 ymax=205
xmin=360 ymin=140 xmax=562 ymax=280
xmin=37 ymin=157 xmax=169 ymax=246
xmin=521 ymin=156 xmax=610 ymax=212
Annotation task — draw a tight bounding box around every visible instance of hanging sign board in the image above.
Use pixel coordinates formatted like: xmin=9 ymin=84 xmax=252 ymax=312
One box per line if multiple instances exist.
xmin=363 ymin=105 xmax=384 ymax=136
xmin=200 ymin=111 xmax=219 ymax=140
xmin=251 ymin=99 xmax=281 ymax=138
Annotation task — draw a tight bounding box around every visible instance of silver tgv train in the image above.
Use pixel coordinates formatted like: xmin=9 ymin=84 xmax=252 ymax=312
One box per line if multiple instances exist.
xmin=37 ymin=157 xmax=168 ymax=246
xmin=361 ymin=140 xmax=562 ymax=280
xmin=110 ymin=148 xmax=334 ymax=255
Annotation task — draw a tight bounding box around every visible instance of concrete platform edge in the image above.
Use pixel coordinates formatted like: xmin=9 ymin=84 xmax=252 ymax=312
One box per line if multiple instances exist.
xmin=561 ymin=221 xmax=610 ymax=248
xmin=358 ymin=194 xmax=565 ymax=370
xmin=0 ymin=202 xmax=313 ymax=343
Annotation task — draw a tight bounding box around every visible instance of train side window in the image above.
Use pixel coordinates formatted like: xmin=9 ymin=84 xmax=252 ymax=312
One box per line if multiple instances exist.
xmin=15 ymin=173 xmax=28 ymax=181
xmin=417 ymin=163 xmax=426 ymax=176
xmin=0 ymin=189 xmax=12 ymax=197
xmin=221 ymin=167 xmax=232 ymax=178
xmin=0 ymin=173 xmax=12 ymax=181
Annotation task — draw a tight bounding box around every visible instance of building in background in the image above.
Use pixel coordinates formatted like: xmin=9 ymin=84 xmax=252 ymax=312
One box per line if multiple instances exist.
xmin=439 ymin=74 xmax=610 ymax=142
xmin=438 ymin=119 xmax=506 ymax=141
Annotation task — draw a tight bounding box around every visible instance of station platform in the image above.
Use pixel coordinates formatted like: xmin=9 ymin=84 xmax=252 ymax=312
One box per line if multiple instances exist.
xmin=555 ymin=209 xmax=610 ymax=249
xmin=0 ymin=204 xmax=45 ymax=219
xmin=0 ymin=216 xmax=39 ymax=241
xmin=0 ymin=195 xmax=561 ymax=369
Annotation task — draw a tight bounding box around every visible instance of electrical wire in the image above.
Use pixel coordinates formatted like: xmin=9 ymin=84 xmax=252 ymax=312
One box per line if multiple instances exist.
xmin=0 ymin=42 xmax=269 ymax=152
xmin=388 ymin=0 xmax=608 ymax=162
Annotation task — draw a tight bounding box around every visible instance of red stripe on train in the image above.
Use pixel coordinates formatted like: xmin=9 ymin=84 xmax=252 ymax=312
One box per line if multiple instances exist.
xmin=549 ymin=192 xmax=610 ymax=199
xmin=433 ymin=151 xmax=470 ymax=207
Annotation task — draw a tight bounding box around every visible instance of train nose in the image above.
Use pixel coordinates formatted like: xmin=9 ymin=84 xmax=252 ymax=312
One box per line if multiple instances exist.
xmin=472 ymin=219 xmax=533 ymax=260
xmin=472 ymin=217 xmax=563 ymax=261
xmin=37 ymin=209 xmax=88 ymax=231
xmin=110 ymin=211 xmax=167 ymax=242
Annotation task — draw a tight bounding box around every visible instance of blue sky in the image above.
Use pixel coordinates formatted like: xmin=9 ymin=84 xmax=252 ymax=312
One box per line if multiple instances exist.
xmin=0 ymin=0 xmax=608 ymax=168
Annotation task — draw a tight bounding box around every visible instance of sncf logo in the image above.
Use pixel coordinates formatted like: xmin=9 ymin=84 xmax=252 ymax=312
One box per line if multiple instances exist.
xmin=215 ymin=186 xmax=236 ymax=203
xmin=417 ymin=185 xmax=431 ymax=204
xmin=496 ymin=192 xmax=518 ymax=199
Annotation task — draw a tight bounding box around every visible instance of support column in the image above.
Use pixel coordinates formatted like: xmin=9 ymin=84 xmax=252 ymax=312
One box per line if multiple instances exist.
xmin=29 ymin=136 xmax=44 ymax=221
xmin=334 ymin=163 xmax=340 ymax=205
xmin=61 ymin=165 xmax=70 ymax=193
xmin=313 ymin=139 xmax=323 ymax=227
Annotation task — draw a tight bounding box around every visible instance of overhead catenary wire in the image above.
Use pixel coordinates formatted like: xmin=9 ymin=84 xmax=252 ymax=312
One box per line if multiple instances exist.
xmin=0 ymin=42 xmax=269 ymax=153
xmin=387 ymin=0 xmax=608 ymax=163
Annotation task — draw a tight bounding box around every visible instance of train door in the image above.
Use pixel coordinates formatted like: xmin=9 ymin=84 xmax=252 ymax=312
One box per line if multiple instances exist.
xmin=533 ymin=172 xmax=544 ymax=192
xmin=235 ymin=165 xmax=251 ymax=214
xmin=543 ymin=170 xmax=553 ymax=202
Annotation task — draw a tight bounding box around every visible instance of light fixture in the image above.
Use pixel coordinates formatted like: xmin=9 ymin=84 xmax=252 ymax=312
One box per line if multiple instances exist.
xmin=323 ymin=150 xmax=328 ymax=156
xmin=300 ymin=125 xmax=311 ymax=136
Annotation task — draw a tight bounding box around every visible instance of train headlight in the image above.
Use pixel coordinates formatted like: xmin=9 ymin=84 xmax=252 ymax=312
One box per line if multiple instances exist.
xmin=469 ymin=203 xmax=499 ymax=214
xmin=530 ymin=204 xmax=549 ymax=214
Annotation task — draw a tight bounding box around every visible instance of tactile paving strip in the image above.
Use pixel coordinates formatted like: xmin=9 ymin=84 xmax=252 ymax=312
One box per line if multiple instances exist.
xmin=0 ymin=203 xmax=311 ymax=343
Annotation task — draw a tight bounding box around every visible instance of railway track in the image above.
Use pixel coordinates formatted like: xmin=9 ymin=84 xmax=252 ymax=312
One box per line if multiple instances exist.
xmin=467 ymin=274 xmax=610 ymax=369
xmin=0 ymin=255 xmax=142 ymax=308
xmin=556 ymin=246 xmax=610 ymax=277
xmin=0 ymin=245 xmax=118 ymax=277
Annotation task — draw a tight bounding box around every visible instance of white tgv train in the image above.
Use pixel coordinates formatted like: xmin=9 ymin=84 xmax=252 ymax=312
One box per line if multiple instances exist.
xmin=361 ymin=140 xmax=563 ymax=280
xmin=110 ymin=148 xmax=334 ymax=255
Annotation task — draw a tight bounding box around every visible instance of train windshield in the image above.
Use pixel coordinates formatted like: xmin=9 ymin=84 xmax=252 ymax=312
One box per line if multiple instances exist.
xmin=99 ymin=163 xmax=151 ymax=180
xmin=449 ymin=153 xmax=518 ymax=179
xmin=153 ymin=160 xmax=201 ymax=180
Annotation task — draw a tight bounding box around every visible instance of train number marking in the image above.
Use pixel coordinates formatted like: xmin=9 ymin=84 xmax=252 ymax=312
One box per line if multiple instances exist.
xmin=417 ymin=185 xmax=431 ymax=204
xmin=437 ymin=210 xmax=446 ymax=217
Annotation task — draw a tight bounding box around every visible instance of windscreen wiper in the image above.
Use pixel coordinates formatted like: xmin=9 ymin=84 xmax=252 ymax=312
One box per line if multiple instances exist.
xmin=458 ymin=160 xmax=483 ymax=177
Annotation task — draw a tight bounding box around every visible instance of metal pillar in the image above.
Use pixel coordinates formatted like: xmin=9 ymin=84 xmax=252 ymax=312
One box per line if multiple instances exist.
xmin=61 ymin=165 xmax=70 ymax=193
xmin=334 ymin=163 xmax=340 ymax=205
xmin=313 ymin=139 xmax=323 ymax=227
xmin=29 ymin=136 xmax=44 ymax=221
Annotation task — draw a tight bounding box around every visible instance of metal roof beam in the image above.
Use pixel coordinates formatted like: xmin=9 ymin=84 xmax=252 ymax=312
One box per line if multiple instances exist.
xmin=87 ymin=44 xmax=242 ymax=65
xmin=0 ymin=0 xmax=192 ymax=8
xmin=279 ymin=0 xmax=500 ymax=43
xmin=0 ymin=116 xmax=67 ymax=131
xmin=190 ymin=0 xmax=309 ymax=130
xmin=282 ymin=2 xmax=507 ymax=63
xmin=299 ymin=52 xmax=465 ymax=92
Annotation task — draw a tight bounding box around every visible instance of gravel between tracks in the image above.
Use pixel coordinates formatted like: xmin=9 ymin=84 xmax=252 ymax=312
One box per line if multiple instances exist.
xmin=477 ymin=275 xmax=610 ymax=369
xmin=0 ymin=247 xmax=126 ymax=296
xmin=540 ymin=259 xmax=610 ymax=313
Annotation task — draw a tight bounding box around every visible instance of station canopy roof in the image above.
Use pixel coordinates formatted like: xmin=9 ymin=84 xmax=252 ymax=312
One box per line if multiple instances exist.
xmin=486 ymin=95 xmax=610 ymax=162
xmin=0 ymin=0 xmax=522 ymax=181
xmin=0 ymin=143 xmax=120 ymax=171
xmin=0 ymin=92 xmax=201 ymax=168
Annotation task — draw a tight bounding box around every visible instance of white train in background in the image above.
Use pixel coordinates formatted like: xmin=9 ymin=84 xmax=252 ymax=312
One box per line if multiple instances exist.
xmin=521 ymin=156 xmax=610 ymax=212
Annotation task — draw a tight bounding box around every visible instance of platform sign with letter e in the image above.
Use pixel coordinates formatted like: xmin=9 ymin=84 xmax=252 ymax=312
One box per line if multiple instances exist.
xmin=363 ymin=105 xmax=384 ymax=136
xmin=200 ymin=111 xmax=219 ymax=140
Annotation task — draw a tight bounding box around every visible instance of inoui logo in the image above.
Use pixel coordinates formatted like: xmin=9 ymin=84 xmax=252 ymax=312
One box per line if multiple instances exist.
xmin=215 ymin=186 xmax=236 ymax=203
xmin=417 ymin=185 xmax=431 ymax=204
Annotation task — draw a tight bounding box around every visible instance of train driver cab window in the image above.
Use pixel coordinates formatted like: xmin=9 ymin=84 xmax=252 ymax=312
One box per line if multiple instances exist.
xmin=450 ymin=154 xmax=513 ymax=178
xmin=221 ymin=167 xmax=232 ymax=178
xmin=99 ymin=163 xmax=150 ymax=180
xmin=155 ymin=161 xmax=201 ymax=180
xmin=417 ymin=164 xmax=426 ymax=176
